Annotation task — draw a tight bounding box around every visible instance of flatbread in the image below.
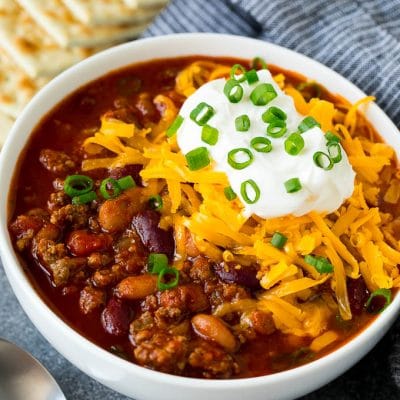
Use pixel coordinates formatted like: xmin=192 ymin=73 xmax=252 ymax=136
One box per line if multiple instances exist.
xmin=16 ymin=0 xmax=150 ymax=48
xmin=0 ymin=50 xmax=48 ymax=118
xmin=62 ymin=0 xmax=162 ymax=26
xmin=0 ymin=1 xmax=92 ymax=77
xmin=0 ymin=111 xmax=15 ymax=148
xmin=124 ymin=0 xmax=169 ymax=9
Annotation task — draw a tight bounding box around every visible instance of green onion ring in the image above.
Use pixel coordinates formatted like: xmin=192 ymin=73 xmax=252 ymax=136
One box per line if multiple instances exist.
xmin=230 ymin=64 xmax=247 ymax=82
xmin=240 ymin=179 xmax=261 ymax=204
xmin=250 ymin=137 xmax=272 ymax=153
xmin=267 ymin=119 xmax=287 ymax=138
xmin=158 ymin=267 xmax=180 ymax=290
xmin=100 ymin=177 xmax=121 ymax=199
xmin=313 ymin=151 xmax=333 ymax=170
xmin=64 ymin=174 xmax=93 ymax=197
xmin=224 ymin=79 xmax=244 ymax=103
xmin=227 ymin=148 xmax=254 ymax=170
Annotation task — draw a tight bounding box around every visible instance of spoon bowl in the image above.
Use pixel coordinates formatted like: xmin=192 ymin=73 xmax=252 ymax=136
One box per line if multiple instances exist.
xmin=0 ymin=338 xmax=65 ymax=400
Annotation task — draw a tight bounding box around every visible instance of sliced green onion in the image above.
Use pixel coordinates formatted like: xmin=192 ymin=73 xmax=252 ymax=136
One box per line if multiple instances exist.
xmin=250 ymin=83 xmax=277 ymax=106
xmin=100 ymin=177 xmax=121 ymax=199
xmin=252 ymin=56 xmax=268 ymax=70
xmin=230 ymin=64 xmax=247 ymax=82
xmin=250 ymin=137 xmax=272 ymax=153
xmin=224 ymin=79 xmax=244 ymax=103
xmin=72 ymin=190 xmax=97 ymax=205
xmin=266 ymin=119 xmax=287 ymax=138
xmin=149 ymin=194 xmax=163 ymax=211
xmin=315 ymin=258 xmax=333 ymax=273
xmin=284 ymin=177 xmax=302 ymax=193
xmin=304 ymin=254 xmax=317 ymax=267
xmin=148 ymin=253 xmax=168 ymax=274
xmin=325 ymin=131 xmax=341 ymax=143
xmin=327 ymin=142 xmax=342 ymax=163
xmin=271 ymin=232 xmax=287 ymax=249
xmin=185 ymin=147 xmax=210 ymax=171
xmin=235 ymin=115 xmax=251 ymax=132
xmin=313 ymin=151 xmax=333 ymax=170
xmin=298 ymin=116 xmax=321 ymax=133
xmin=227 ymin=148 xmax=254 ymax=170
xmin=117 ymin=175 xmax=136 ymax=190
xmin=284 ymin=133 xmax=304 ymax=155
xmin=245 ymin=69 xmax=259 ymax=85
xmin=240 ymin=179 xmax=261 ymax=204
xmin=64 ymin=175 xmax=93 ymax=197
xmin=304 ymin=255 xmax=333 ymax=273
xmin=166 ymin=115 xmax=183 ymax=137
xmin=158 ymin=267 xmax=180 ymax=290
xmin=201 ymin=125 xmax=219 ymax=145
xmin=296 ymin=82 xmax=321 ymax=98
xmin=190 ymin=102 xmax=215 ymax=126
xmin=262 ymin=106 xmax=287 ymax=123
xmin=365 ymin=288 xmax=392 ymax=314
xmin=224 ymin=186 xmax=237 ymax=201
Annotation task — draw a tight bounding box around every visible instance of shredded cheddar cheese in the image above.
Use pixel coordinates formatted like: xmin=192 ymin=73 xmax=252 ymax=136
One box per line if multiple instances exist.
xmin=80 ymin=60 xmax=400 ymax=349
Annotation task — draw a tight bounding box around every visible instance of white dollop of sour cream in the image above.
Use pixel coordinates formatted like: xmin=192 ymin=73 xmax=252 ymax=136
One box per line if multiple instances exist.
xmin=176 ymin=69 xmax=355 ymax=219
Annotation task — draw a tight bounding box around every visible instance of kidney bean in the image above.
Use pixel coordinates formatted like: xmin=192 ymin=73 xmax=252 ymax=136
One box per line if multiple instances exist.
xmin=67 ymin=230 xmax=112 ymax=257
xmin=109 ymin=164 xmax=142 ymax=186
xmin=101 ymin=297 xmax=133 ymax=337
xmin=347 ymin=277 xmax=369 ymax=315
xmin=132 ymin=210 xmax=175 ymax=259
xmin=213 ymin=262 xmax=260 ymax=289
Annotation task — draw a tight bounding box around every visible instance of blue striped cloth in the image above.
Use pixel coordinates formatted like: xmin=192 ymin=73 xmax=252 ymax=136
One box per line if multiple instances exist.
xmin=142 ymin=1 xmax=400 ymax=399
xmin=143 ymin=0 xmax=400 ymax=127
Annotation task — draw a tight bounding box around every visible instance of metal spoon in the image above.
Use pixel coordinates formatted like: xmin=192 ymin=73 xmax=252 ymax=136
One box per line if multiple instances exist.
xmin=0 ymin=338 xmax=66 ymax=400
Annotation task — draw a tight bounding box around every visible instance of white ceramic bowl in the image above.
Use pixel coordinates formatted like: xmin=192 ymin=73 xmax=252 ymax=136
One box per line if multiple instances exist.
xmin=1 ymin=33 xmax=400 ymax=400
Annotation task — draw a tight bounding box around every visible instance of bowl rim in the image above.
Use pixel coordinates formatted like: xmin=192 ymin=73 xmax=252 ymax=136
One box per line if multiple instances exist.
xmin=1 ymin=32 xmax=400 ymax=391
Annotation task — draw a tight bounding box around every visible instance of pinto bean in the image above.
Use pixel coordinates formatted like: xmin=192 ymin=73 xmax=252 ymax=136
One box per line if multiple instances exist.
xmin=115 ymin=274 xmax=158 ymax=300
xmin=191 ymin=314 xmax=237 ymax=352
xmin=67 ymin=230 xmax=112 ymax=257
xmin=101 ymin=297 xmax=133 ymax=337
xmin=98 ymin=188 xmax=143 ymax=233
xmin=132 ymin=210 xmax=175 ymax=259
xmin=213 ymin=262 xmax=260 ymax=289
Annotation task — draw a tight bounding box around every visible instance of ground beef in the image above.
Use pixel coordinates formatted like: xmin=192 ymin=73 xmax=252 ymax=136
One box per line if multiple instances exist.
xmin=248 ymin=310 xmax=276 ymax=336
xmin=79 ymin=286 xmax=106 ymax=314
xmin=204 ymin=281 xmax=251 ymax=309
xmin=47 ymin=191 xmax=69 ymax=211
xmin=87 ymin=252 xmax=113 ymax=269
xmin=50 ymin=204 xmax=90 ymax=229
xmin=189 ymin=256 xmax=214 ymax=282
xmin=92 ymin=264 xmax=126 ymax=288
xmin=158 ymin=284 xmax=209 ymax=314
xmin=188 ymin=340 xmax=239 ymax=378
xmin=133 ymin=330 xmax=188 ymax=374
xmin=39 ymin=149 xmax=76 ymax=174
xmin=51 ymin=257 xmax=87 ymax=287
xmin=35 ymin=239 xmax=67 ymax=267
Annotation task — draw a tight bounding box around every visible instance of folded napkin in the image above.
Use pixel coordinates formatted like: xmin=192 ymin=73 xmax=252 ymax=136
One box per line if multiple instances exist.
xmin=143 ymin=1 xmax=400 ymax=399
